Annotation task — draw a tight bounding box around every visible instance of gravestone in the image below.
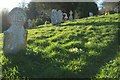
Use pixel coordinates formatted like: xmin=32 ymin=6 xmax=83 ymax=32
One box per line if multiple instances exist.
xmin=27 ymin=19 xmax=32 ymax=28
xmin=63 ymin=13 xmax=68 ymax=20
xmin=74 ymin=10 xmax=79 ymax=19
xmin=89 ymin=12 xmax=93 ymax=16
xmin=57 ymin=10 xmax=63 ymax=24
xmin=69 ymin=10 xmax=73 ymax=21
xmin=3 ymin=7 xmax=27 ymax=54
xmin=51 ymin=9 xmax=58 ymax=25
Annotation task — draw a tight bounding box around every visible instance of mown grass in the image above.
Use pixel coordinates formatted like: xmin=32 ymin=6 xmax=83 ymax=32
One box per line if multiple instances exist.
xmin=0 ymin=14 xmax=119 ymax=79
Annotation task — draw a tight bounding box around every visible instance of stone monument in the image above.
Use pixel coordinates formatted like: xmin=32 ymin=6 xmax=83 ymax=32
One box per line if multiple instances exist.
xmin=69 ymin=10 xmax=73 ymax=21
xmin=27 ymin=19 xmax=32 ymax=28
xmin=63 ymin=13 xmax=68 ymax=20
xmin=57 ymin=10 xmax=63 ymax=24
xmin=51 ymin=9 xmax=58 ymax=25
xmin=3 ymin=7 xmax=27 ymax=54
xmin=74 ymin=10 xmax=79 ymax=19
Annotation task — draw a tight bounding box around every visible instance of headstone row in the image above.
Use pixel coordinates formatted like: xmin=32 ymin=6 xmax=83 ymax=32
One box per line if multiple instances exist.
xmin=51 ymin=9 xmax=75 ymax=25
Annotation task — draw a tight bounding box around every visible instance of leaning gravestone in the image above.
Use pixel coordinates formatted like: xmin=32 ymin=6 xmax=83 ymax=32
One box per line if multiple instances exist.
xmin=3 ymin=7 xmax=27 ymax=54
xmin=27 ymin=19 xmax=32 ymax=28
xmin=69 ymin=10 xmax=73 ymax=21
xmin=57 ymin=10 xmax=63 ymax=24
xmin=51 ymin=9 xmax=58 ymax=25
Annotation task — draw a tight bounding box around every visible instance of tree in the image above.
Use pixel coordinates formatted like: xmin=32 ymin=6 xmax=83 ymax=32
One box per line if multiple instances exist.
xmin=75 ymin=2 xmax=98 ymax=18
xmin=2 ymin=8 xmax=10 ymax=32
xmin=26 ymin=2 xmax=38 ymax=19
xmin=26 ymin=2 xmax=98 ymax=25
xmin=102 ymin=2 xmax=120 ymax=13
xmin=26 ymin=2 xmax=79 ymax=19
xmin=18 ymin=0 xmax=27 ymax=9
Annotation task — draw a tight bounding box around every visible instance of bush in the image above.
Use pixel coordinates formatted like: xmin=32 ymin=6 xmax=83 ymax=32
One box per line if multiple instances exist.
xmin=32 ymin=18 xmax=44 ymax=27
xmin=109 ymin=11 xmax=116 ymax=14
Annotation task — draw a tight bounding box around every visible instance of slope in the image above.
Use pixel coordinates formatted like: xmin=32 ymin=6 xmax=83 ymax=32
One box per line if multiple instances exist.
xmin=0 ymin=14 xmax=119 ymax=79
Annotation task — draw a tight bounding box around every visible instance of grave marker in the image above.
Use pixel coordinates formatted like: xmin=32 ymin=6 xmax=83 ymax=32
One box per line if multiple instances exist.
xmin=69 ymin=10 xmax=73 ymax=21
xmin=3 ymin=7 xmax=27 ymax=54
xmin=27 ymin=19 xmax=32 ymax=28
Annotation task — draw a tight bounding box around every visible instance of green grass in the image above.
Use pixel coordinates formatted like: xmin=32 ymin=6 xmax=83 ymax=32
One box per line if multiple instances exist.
xmin=0 ymin=14 xmax=119 ymax=79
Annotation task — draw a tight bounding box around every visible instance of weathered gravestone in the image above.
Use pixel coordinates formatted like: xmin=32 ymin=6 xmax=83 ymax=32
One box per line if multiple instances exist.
xmin=51 ymin=9 xmax=58 ymax=25
xmin=74 ymin=10 xmax=79 ymax=19
xmin=63 ymin=13 xmax=68 ymax=20
xmin=27 ymin=19 xmax=32 ymax=28
xmin=57 ymin=10 xmax=63 ymax=24
xmin=69 ymin=10 xmax=73 ymax=21
xmin=3 ymin=7 xmax=27 ymax=54
xmin=89 ymin=12 xmax=93 ymax=16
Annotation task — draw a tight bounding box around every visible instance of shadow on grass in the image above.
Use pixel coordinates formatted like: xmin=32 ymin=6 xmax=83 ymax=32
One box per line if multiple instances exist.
xmin=2 ymin=37 xmax=118 ymax=78
xmin=2 ymin=48 xmax=79 ymax=78
xmin=77 ymin=37 xmax=119 ymax=78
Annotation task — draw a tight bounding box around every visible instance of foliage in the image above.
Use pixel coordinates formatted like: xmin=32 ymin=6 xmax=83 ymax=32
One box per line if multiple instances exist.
xmin=0 ymin=14 xmax=119 ymax=79
xmin=26 ymin=2 xmax=38 ymax=19
xmin=1 ymin=9 xmax=10 ymax=32
xmin=76 ymin=2 xmax=98 ymax=18
xmin=26 ymin=2 xmax=98 ymax=20
xmin=32 ymin=18 xmax=45 ymax=27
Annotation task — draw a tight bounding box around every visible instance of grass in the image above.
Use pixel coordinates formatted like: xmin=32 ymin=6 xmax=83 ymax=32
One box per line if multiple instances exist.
xmin=0 ymin=14 xmax=119 ymax=79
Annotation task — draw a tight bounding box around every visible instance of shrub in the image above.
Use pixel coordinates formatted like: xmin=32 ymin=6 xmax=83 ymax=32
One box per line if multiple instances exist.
xmin=32 ymin=18 xmax=45 ymax=27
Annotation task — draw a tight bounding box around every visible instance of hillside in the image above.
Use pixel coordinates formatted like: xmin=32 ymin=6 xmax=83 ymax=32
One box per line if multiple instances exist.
xmin=0 ymin=14 xmax=120 ymax=79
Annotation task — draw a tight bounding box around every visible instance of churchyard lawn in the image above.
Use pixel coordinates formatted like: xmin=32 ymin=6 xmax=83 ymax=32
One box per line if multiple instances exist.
xmin=0 ymin=14 xmax=119 ymax=79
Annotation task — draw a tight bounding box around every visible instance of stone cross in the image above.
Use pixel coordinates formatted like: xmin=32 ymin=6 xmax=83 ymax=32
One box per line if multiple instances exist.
xmin=3 ymin=7 xmax=27 ymax=54
xmin=27 ymin=19 xmax=32 ymax=28
xmin=69 ymin=10 xmax=73 ymax=21
xmin=89 ymin=12 xmax=93 ymax=16
xmin=57 ymin=10 xmax=63 ymax=24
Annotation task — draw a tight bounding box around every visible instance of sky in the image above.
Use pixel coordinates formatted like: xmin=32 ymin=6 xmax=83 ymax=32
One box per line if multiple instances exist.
xmin=0 ymin=0 xmax=31 ymax=11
